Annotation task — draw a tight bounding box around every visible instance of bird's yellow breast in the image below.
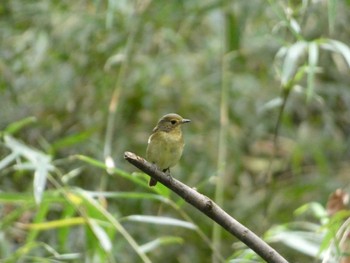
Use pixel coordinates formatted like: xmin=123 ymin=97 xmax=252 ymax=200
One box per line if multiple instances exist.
xmin=146 ymin=129 xmax=184 ymax=170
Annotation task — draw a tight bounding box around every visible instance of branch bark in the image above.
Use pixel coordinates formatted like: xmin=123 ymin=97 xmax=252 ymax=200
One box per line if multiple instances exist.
xmin=124 ymin=151 xmax=289 ymax=263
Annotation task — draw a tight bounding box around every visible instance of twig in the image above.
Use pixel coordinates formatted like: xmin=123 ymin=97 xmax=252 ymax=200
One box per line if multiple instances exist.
xmin=124 ymin=151 xmax=289 ymax=263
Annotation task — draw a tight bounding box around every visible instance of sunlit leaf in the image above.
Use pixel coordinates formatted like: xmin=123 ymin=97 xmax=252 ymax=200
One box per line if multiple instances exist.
xmin=139 ymin=236 xmax=183 ymax=253
xmin=0 ymin=152 xmax=18 ymax=170
xmin=104 ymin=53 xmax=126 ymax=70
xmin=290 ymin=18 xmax=301 ymax=34
xmin=259 ymin=97 xmax=283 ymax=112
xmin=89 ymin=219 xmax=112 ymax=252
xmin=320 ymin=39 xmax=350 ymax=68
xmin=271 ymin=230 xmax=324 ymax=257
xmin=281 ymin=41 xmax=308 ymax=86
xmin=123 ymin=215 xmax=197 ymax=230
xmin=307 ymin=41 xmax=319 ymax=101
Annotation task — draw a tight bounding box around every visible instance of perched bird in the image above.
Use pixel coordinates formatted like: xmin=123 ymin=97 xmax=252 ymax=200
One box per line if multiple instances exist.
xmin=146 ymin=113 xmax=190 ymax=186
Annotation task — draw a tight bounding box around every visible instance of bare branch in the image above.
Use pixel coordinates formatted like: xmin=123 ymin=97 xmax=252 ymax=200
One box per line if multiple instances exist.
xmin=124 ymin=151 xmax=289 ymax=263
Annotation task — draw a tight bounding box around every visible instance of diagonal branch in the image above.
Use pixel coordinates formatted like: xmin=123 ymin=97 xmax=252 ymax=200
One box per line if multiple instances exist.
xmin=124 ymin=151 xmax=289 ymax=263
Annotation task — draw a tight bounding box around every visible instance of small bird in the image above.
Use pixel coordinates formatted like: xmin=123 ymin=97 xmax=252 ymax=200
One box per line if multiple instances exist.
xmin=146 ymin=113 xmax=190 ymax=186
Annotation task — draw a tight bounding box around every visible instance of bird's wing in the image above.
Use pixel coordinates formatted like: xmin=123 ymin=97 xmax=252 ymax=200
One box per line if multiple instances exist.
xmin=148 ymin=127 xmax=159 ymax=144
xmin=148 ymin=134 xmax=152 ymax=144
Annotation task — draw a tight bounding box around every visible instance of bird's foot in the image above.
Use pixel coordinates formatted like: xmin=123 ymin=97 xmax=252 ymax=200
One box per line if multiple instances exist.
xmin=163 ymin=168 xmax=173 ymax=181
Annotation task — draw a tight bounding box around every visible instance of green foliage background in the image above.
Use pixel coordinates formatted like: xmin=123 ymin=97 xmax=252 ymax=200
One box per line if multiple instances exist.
xmin=1 ymin=0 xmax=350 ymax=262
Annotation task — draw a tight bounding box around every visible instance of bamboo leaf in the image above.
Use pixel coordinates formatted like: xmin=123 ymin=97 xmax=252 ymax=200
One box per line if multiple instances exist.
xmin=281 ymin=41 xmax=308 ymax=86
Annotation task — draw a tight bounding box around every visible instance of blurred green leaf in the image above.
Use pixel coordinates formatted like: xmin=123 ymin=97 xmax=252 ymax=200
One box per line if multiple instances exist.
xmin=294 ymin=202 xmax=328 ymax=220
xmin=76 ymin=155 xmax=149 ymax=187
xmin=58 ymin=203 xmax=77 ymax=251
xmin=26 ymin=201 xmax=50 ymax=243
xmin=4 ymin=136 xmax=54 ymax=204
xmin=76 ymin=189 xmax=152 ymax=263
xmin=50 ymin=130 xmax=95 ymax=154
xmin=328 ymin=0 xmax=338 ymax=34
xmin=0 ymin=190 xmax=62 ymax=203
xmin=3 ymin=116 xmax=37 ymax=135
xmin=321 ymin=39 xmax=350 ymax=67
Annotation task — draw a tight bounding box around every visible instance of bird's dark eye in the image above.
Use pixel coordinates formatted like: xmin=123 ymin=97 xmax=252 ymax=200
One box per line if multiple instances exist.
xmin=170 ymin=120 xmax=177 ymax=125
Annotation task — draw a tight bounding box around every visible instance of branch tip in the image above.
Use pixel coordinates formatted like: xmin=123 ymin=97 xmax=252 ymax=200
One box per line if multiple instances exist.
xmin=124 ymin=151 xmax=135 ymax=160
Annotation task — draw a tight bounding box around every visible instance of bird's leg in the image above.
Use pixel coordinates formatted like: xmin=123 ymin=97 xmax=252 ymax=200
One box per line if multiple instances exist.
xmin=162 ymin=168 xmax=170 ymax=175
xmin=162 ymin=168 xmax=173 ymax=181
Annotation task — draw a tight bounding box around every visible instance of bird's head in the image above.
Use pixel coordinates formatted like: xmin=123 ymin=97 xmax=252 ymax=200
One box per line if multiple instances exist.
xmin=155 ymin=113 xmax=190 ymax=132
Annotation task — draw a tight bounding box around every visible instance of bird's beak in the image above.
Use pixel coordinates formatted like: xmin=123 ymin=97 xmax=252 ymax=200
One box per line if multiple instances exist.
xmin=181 ymin=119 xmax=191 ymax=124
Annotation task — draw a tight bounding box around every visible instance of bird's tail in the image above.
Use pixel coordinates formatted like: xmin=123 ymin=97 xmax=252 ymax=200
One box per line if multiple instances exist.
xmin=149 ymin=178 xmax=157 ymax=187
